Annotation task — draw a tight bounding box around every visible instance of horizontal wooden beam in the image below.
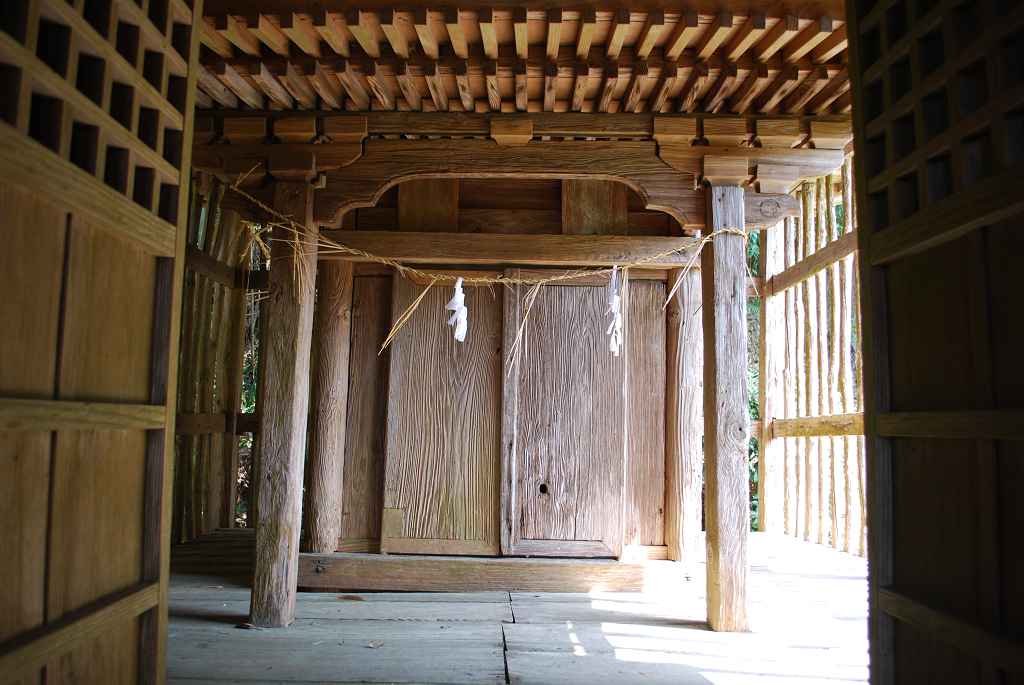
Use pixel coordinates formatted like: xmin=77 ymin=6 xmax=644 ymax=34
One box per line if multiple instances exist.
xmin=767 ymin=230 xmax=857 ymax=295
xmin=0 ymin=398 xmax=166 ymax=431
xmin=199 ymin=112 xmax=853 ymax=145
xmin=878 ymin=587 xmax=1024 ymax=677
xmin=874 ymin=409 xmax=1024 ymax=440
xmin=318 ymin=231 xmax=698 ymax=269
xmin=773 ymin=412 xmax=864 ymax=438
xmin=0 ymin=583 xmax=158 ymax=685
xmin=870 ymin=166 xmax=1024 ymax=265
xmin=185 ymin=243 xmax=236 ymax=288
xmin=175 ymin=412 xmax=259 ymax=435
xmin=185 ymin=245 xmax=269 ymax=291
xmin=297 ymin=552 xmax=647 ymax=592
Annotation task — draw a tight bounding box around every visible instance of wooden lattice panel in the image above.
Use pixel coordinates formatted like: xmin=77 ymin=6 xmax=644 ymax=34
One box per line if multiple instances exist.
xmin=0 ymin=0 xmax=196 ymax=230
xmin=851 ymin=0 xmax=1024 ymax=233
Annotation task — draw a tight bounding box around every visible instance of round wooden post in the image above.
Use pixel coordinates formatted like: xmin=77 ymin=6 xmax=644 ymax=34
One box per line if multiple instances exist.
xmin=305 ymin=260 xmax=354 ymax=554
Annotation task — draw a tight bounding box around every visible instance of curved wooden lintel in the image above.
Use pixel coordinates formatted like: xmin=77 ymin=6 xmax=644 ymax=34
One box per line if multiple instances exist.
xmin=314 ymin=139 xmax=702 ymax=227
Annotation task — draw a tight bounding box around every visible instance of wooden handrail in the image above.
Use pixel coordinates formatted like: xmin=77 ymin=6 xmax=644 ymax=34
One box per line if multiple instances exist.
xmin=766 ymin=230 xmax=857 ymax=295
xmin=772 ymin=412 xmax=864 ymax=438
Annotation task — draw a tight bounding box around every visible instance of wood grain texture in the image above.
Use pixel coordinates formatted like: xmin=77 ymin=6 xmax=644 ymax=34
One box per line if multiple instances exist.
xmin=340 ymin=276 xmax=392 ymax=541
xmin=759 ymin=220 xmax=784 ymax=533
xmin=561 ymin=179 xmax=627 ymax=235
xmin=251 ymin=182 xmax=318 ymax=628
xmin=623 ymin=281 xmax=666 ymax=547
xmin=769 ymin=230 xmax=858 ymax=294
xmin=319 ymin=231 xmax=699 ymax=269
xmin=775 ymin=412 xmax=866 ymax=437
xmin=665 ymin=267 xmax=703 ymax=563
xmin=383 ymin=276 xmax=502 ymax=553
xmin=702 ymin=186 xmax=749 ymax=632
xmin=305 ymin=261 xmax=354 ymax=554
xmin=0 ymin=180 xmax=64 ymax=684
xmin=508 ymin=283 xmax=626 ymax=557
xmin=397 ymin=179 xmax=459 ymax=232
xmin=297 ymin=553 xmax=646 ymax=592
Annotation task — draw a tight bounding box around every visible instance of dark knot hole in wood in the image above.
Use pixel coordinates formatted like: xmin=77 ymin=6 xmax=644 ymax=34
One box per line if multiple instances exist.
xmin=539 ymin=483 xmax=548 ymax=495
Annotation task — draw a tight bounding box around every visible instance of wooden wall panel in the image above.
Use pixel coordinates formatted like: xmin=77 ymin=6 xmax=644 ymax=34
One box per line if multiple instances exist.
xmin=397 ymin=179 xmax=459 ymax=232
xmin=512 ymin=284 xmax=626 ymax=556
xmin=46 ymin=219 xmax=155 ymax=682
xmin=985 ymin=217 xmax=1024 ymax=656
xmin=0 ymin=180 xmax=65 ymax=685
xmin=340 ymin=276 xmax=392 ymax=542
xmin=561 ymin=179 xmax=627 ymax=235
xmin=623 ymin=280 xmax=666 ymax=547
xmin=382 ymin=276 xmax=502 ymax=552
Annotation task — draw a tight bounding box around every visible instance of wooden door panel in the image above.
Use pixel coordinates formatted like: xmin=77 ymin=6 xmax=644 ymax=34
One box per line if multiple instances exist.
xmin=506 ymin=279 xmax=627 ymax=557
xmin=382 ymin=277 xmax=502 ymax=555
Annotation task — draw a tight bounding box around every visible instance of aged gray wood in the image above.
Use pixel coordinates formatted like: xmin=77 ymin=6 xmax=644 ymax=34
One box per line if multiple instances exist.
xmin=250 ymin=182 xmax=319 ymax=628
xmin=383 ymin=276 xmax=502 ymax=552
xmin=702 ymin=185 xmax=749 ymax=632
xmin=306 ymin=260 xmax=354 ymax=554
xmin=509 ymin=284 xmax=626 ymax=557
xmin=665 ymin=267 xmax=703 ymax=562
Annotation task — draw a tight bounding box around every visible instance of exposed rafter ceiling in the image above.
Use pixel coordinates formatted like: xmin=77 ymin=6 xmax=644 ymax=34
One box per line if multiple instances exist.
xmin=196 ymin=6 xmax=851 ymax=117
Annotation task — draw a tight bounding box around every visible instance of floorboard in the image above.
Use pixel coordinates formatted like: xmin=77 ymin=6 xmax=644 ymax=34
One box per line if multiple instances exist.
xmin=166 ymin=531 xmax=867 ymax=684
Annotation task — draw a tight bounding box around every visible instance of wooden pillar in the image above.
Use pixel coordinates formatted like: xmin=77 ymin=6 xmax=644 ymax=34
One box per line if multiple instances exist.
xmin=250 ymin=157 xmax=319 ymax=628
xmin=758 ymin=220 xmax=784 ymax=532
xmin=665 ymin=267 xmax=703 ymax=562
xmin=702 ymin=182 xmax=749 ymax=633
xmin=305 ymin=260 xmax=354 ymax=553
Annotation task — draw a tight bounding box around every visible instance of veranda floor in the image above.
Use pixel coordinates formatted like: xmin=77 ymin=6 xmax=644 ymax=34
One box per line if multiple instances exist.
xmin=166 ymin=531 xmax=868 ymax=684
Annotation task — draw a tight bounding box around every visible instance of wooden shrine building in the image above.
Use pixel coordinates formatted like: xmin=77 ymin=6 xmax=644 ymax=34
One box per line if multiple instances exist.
xmin=1 ymin=0 xmax=1022 ymax=682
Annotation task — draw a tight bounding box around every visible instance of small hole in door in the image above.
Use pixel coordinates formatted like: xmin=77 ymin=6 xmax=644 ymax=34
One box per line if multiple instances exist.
xmin=539 ymin=484 xmax=548 ymax=495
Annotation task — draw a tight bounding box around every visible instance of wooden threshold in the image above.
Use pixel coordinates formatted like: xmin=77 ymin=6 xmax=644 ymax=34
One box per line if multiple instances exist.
xmin=297 ymin=552 xmax=652 ymax=592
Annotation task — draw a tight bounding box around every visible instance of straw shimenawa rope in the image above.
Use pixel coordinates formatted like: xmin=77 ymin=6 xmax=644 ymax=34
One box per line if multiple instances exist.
xmin=225 ymin=182 xmax=748 ymax=356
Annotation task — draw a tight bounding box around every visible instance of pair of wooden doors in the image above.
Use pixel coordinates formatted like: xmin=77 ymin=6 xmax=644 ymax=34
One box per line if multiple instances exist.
xmin=379 ymin=271 xmax=665 ymax=558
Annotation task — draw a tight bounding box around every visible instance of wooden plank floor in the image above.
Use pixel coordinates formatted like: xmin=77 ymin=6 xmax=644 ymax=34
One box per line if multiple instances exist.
xmin=166 ymin=531 xmax=867 ymax=684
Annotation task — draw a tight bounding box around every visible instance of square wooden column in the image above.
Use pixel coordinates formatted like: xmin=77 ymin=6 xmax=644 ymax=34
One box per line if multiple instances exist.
xmin=702 ymin=169 xmax=750 ymax=632
xmin=250 ymin=156 xmax=320 ymax=628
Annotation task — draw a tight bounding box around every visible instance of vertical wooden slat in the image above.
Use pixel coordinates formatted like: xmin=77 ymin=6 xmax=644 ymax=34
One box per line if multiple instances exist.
xmin=251 ymin=181 xmax=318 ymax=628
xmin=500 ymin=268 xmax=521 ymax=556
xmin=665 ymin=267 xmax=703 ymax=561
xmin=815 ymin=178 xmax=829 ymax=546
xmin=783 ymin=217 xmax=798 ymax=536
xmin=793 ymin=204 xmax=806 ymax=542
xmin=825 ymin=174 xmax=842 ymax=550
xmin=702 ymin=185 xmax=748 ymax=632
xmin=839 ymin=160 xmax=858 ymax=554
xmin=758 ymin=221 xmax=784 ymax=532
xmin=305 ymin=260 xmax=354 ymax=554
xmin=801 ymin=185 xmax=819 ymax=543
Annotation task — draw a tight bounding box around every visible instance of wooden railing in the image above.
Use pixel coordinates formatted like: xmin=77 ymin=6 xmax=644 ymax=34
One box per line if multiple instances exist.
xmin=757 ymin=158 xmax=866 ymax=556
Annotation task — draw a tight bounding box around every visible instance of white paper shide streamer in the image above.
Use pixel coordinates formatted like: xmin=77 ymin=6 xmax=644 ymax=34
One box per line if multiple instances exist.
xmin=606 ymin=266 xmax=623 ymax=356
xmin=445 ymin=277 xmax=468 ymax=342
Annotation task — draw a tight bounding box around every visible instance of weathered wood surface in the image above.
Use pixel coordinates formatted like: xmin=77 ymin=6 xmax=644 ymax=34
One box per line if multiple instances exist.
xmin=398 ymin=179 xmax=459 ymax=232
xmin=315 ymin=139 xmax=797 ymax=229
xmin=665 ymin=267 xmax=703 ymax=563
xmin=382 ymin=276 xmax=502 ymax=553
xmin=0 ymin=398 xmax=165 ymax=431
xmin=759 ymin=220 xmax=784 ymax=533
xmin=306 ymin=261 xmax=354 ymax=554
xmin=624 ymin=281 xmax=667 ymax=548
xmin=319 ymin=230 xmax=700 ymax=268
xmin=769 ymin=229 xmax=857 ymax=295
xmin=561 ymin=179 xmax=627 ymax=235
xmin=297 ymin=553 xmax=647 ymax=592
xmin=167 ymin=530 xmax=868 ymax=684
xmin=340 ymin=276 xmax=392 ymax=543
xmin=507 ymin=283 xmax=626 ymax=557
xmin=775 ymin=412 xmax=865 ymax=437
xmin=702 ymin=186 xmax=749 ymax=632
xmin=251 ymin=182 xmax=319 ymax=628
